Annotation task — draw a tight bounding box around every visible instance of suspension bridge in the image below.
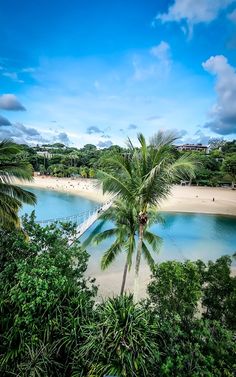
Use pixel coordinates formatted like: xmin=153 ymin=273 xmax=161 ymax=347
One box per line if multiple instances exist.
xmin=34 ymin=195 xmax=185 ymax=255
xmin=35 ymin=198 xmax=114 ymax=240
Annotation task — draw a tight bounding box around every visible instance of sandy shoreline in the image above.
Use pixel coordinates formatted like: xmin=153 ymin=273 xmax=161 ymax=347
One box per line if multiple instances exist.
xmin=19 ymin=175 xmax=236 ymax=217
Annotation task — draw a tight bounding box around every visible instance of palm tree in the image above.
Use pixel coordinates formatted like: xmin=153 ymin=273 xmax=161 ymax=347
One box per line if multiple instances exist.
xmin=98 ymin=131 xmax=196 ymax=300
xmin=0 ymin=140 xmax=36 ymax=228
xmin=83 ymin=199 xmax=162 ymax=295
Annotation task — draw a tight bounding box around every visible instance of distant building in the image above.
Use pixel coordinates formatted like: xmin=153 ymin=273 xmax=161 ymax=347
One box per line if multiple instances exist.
xmin=36 ymin=151 xmax=52 ymax=158
xmin=176 ymin=143 xmax=208 ymax=152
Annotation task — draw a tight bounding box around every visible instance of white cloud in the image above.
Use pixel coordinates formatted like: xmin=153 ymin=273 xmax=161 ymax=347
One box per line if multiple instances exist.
xmin=86 ymin=126 xmax=104 ymax=134
xmin=156 ymin=0 xmax=233 ymax=37
xmin=97 ymin=140 xmax=113 ymax=148
xmin=0 ymin=122 xmax=47 ymax=144
xmin=132 ymin=42 xmax=172 ymax=81
xmin=0 ymin=94 xmax=26 ymax=111
xmin=0 ymin=115 xmax=11 ymax=126
xmin=21 ymin=67 xmax=36 ymax=73
xmin=132 ymin=56 xmax=156 ymax=81
xmin=56 ymin=132 xmax=71 ymax=145
xmin=2 ymin=71 xmax=24 ymax=83
xmin=202 ymin=55 xmax=236 ymax=135
xmin=150 ymin=41 xmax=172 ymax=71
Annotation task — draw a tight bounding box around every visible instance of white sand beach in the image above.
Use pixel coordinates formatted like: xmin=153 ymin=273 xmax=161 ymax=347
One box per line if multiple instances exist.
xmin=19 ymin=175 xmax=236 ymax=216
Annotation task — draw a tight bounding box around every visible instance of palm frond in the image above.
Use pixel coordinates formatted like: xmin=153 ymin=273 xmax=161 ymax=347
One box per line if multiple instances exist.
xmin=165 ymin=154 xmax=196 ymax=181
xmin=149 ymin=130 xmax=177 ymax=149
xmin=144 ymin=230 xmax=162 ymax=252
xmin=0 ymin=139 xmax=36 ymax=228
xmin=125 ymin=235 xmax=136 ymax=270
xmin=0 ymin=183 xmax=36 ymax=205
xmin=93 ymin=228 xmax=118 ymax=244
xmin=141 ymin=242 xmax=155 ymax=269
xmin=101 ymin=242 xmax=123 ymax=270
xmin=82 ymin=219 xmax=107 ymax=248
xmin=0 ymin=139 xmax=22 ymax=155
xmin=0 ymin=161 xmax=34 ymax=181
xmin=97 ymin=170 xmax=133 ymax=199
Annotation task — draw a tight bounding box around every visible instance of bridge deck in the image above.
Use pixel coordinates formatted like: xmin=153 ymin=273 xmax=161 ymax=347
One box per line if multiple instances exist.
xmin=35 ymin=198 xmax=115 ymax=244
xmin=74 ymin=200 xmax=113 ymax=238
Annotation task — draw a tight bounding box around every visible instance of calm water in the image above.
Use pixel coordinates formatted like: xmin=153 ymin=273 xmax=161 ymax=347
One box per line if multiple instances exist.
xmin=22 ymin=187 xmax=236 ymax=274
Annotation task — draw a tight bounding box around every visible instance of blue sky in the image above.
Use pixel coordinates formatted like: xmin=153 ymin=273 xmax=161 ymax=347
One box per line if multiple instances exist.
xmin=0 ymin=0 xmax=236 ymax=147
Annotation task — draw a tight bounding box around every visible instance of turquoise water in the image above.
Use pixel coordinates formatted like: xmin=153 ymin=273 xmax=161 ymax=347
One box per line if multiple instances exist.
xmin=21 ymin=187 xmax=97 ymax=221
xmin=22 ymin=187 xmax=236 ymax=270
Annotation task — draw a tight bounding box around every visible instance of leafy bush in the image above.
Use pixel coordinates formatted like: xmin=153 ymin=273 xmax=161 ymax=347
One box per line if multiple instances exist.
xmin=202 ymin=255 xmax=236 ymax=330
xmin=147 ymin=260 xmax=202 ymax=319
xmin=0 ymin=215 xmax=235 ymax=376
xmin=0 ymin=213 xmax=97 ymax=376
xmin=79 ymin=295 xmax=160 ymax=376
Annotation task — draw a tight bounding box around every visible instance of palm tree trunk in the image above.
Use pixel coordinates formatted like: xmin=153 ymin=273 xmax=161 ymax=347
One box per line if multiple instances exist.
xmin=133 ymin=222 xmax=144 ymax=302
xmin=120 ymin=261 xmax=128 ymax=295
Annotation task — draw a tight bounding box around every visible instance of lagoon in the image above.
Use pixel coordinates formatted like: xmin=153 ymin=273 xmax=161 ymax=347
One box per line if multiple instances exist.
xmin=22 ymin=187 xmax=236 ymax=296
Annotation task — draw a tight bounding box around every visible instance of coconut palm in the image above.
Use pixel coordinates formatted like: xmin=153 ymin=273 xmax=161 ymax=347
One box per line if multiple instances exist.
xmin=83 ymin=199 xmax=162 ymax=295
xmin=0 ymin=140 xmax=36 ymax=228
xmin=98 ymin=131 xmax=196 ymax=300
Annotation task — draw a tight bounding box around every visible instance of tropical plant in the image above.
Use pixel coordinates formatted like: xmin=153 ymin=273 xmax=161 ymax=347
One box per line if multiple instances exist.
xmin=0 ymin=213 xmax=97 ymax=375
xmin=147 ymin=260 xmax=203 ymax=319
xmin=79 ymin=295 xmax=160 ymax=377
xmin=1 ymin=216 xmax=236 ymax=375
xmin=145 ymin=258 xmax=236 ymax=376
xmin=0 ymin=140 xmax=36 ymax=228
xmin=98 ymin=131 xmax=196 ymax=300
xmin=202 ymin=255 xmax=236 ymax=330
xmin=83 ymin=199 xmax=162 ymax=294
xmin=222 ymin=154 xmax=236 ymax=188
xmin=79 ymin=165 xmax=89 ymax=178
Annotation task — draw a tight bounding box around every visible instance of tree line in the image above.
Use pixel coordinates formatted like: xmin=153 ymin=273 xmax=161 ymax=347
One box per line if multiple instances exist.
xmin=19 ymin=139 xmax=236 ymax=187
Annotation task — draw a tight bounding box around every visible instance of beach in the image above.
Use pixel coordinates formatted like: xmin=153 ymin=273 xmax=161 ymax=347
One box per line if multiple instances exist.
xmin=19 ymin=175 xmax=236 ymax=217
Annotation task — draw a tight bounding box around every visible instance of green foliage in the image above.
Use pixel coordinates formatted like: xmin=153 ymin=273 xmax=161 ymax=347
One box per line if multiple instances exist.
xmin=79 ymin=165 xmax=89 ymax=178
xmin=0 ymin=213 xmax=235 ymax=375
xmin=0 ymin=140 xmax=36 ymax=229
xmin=80 ymin=295 xmax=160 ymax=377
xmin=97 ymin=131 xmax=196 ymax=300
xmin=84 ymin=199 xmax=162 ymax=294
xmin=222 ymin=154 xmax=236 ymax=186
xmin=0 ymin=213 xmax=97 ymax=376
xmin=14 ymin=136 xmax=236 ymax=190
xmin=221 ymin=140 xmax=236 ymax=154
xmin=202 ymin=255 xmax=236 ymax=329
xmin=154 ymin=318 xmax=236 ymax=376
xmin=147 ymin=260 xmax=202 ymax=319
xmin=146 ymin=257 xmax=236 ymax=376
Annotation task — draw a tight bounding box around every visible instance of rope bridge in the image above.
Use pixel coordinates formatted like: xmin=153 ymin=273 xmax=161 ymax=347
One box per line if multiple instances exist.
xmin=35 ymin=199 xmax=114 ymax=239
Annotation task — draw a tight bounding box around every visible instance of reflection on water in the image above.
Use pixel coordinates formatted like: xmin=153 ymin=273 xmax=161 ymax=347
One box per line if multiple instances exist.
xmin=22 ymin=188 xmax=236 ymax=296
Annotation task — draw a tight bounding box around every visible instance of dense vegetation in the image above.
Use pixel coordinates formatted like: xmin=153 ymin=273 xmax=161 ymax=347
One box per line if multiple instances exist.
xmin=0 ymin=140 xmax=36 ymax=228
xmin=0 ymin=215 xmax=235 ymax=376
xmin=0 ymin=135 xmax=236 ymax=375
xmin=19 ymin=139 xmax=236 ymax=187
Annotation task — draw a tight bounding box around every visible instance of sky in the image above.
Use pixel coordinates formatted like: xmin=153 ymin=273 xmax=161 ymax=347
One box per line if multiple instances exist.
xmin=0 ymin=0 xmax=236 ymax=148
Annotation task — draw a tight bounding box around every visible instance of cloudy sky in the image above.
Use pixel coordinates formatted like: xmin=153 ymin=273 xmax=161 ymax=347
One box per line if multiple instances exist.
xmin=0 ymin=0 xmax=236 ymax=147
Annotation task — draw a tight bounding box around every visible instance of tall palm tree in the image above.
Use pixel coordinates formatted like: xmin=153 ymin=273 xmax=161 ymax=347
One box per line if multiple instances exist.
xmin=83 ymin=199 xmax=162 ymax=295
xmin=0 ymin=140 xmax=36 ymax=228
xmin=98 ymin=131 xmax=196 ymax=300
